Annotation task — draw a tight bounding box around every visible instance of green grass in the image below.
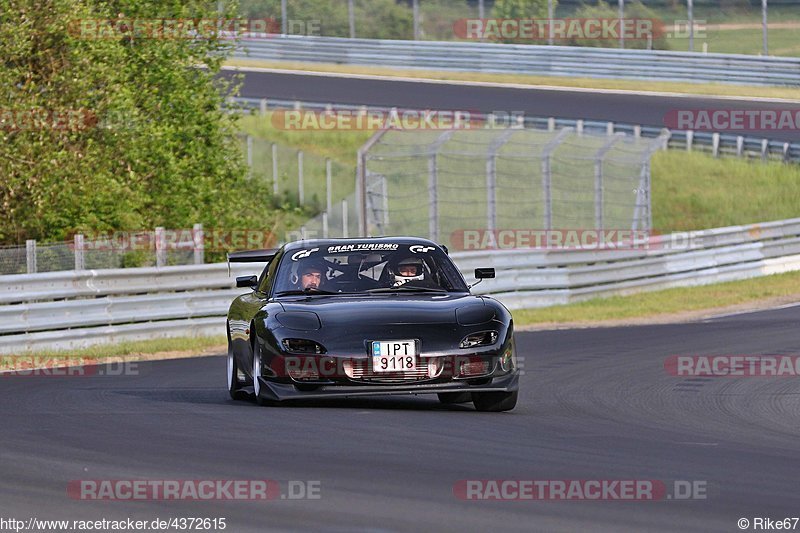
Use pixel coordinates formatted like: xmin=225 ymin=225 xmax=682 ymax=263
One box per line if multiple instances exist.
xmin=513 ymin=270 xmax=800 ymax=326
xmin=652 ymin=151 xmax=800 ymax=231
xmin=668 ymin=27 xmax=800 ymax=56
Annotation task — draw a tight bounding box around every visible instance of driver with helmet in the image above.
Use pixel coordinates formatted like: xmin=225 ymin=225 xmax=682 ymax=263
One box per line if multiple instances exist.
xmin=391 ymin=256 xmax=426 ymax=287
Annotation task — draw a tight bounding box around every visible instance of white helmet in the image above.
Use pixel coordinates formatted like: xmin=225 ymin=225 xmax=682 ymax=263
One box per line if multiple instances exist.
xmin=393 ymin=257 xmax=425 ymax=286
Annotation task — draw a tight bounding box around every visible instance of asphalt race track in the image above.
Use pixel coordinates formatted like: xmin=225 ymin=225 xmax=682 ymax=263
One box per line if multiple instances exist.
xmin=2 ymin=305 xmax=800 ymax=532
xmin=226 ymin=69 xmax=800 ymax=142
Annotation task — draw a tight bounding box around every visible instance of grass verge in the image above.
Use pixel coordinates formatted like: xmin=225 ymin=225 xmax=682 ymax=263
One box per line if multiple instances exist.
xmin=0 ymin=335 xmax=226 ymax=367
xmin=225 ymin=60 xmax=800 ymax=101
xmin=513 ymin=270 xmax=800 ymax=327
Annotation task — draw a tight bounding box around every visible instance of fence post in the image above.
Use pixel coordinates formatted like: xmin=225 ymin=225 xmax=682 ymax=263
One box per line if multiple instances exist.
xmin=428 ymin=131 xmax=454 ymax=243
xmin=193 ymin=223 xmax=204 ymax=265
xmin=486 ymin=129 xmax=518 ymax=237
xmin=322 ymin=212 xmax=329 ymax=238
xmin=297 ymin=150 xmax=304 ymax=205
xmin=594 ymin=133 xmax=624 ymax=229
xmin=541 ymin=127 xmax=574 ymax=231
xmin=325 ymin=158 xmax=332 ymax=214
xmin=74 ymin=234 xmax=85 ymax=271
xmin=342 ymin=199 xmax=349 ymax=238
xmin=618 ymin=0 xmax=625 ymax=49
xmin=348 ymin=0 xmax=355 ymax=38
xmin=246 ymin=135 xmax=253 ymax=177
xmin=155 ymin=227 xmax=166 ymax=268
xmin=26 ymin=239 xmax=37 ymax=274
xmin=271 ymin=143 xmax=278 ymax=195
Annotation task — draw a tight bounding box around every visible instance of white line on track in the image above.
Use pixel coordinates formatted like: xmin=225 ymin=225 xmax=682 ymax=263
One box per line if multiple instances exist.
xmin=223 ymin=65 xmax=800 ymax=104
xmin=702 ymin=301 xmax=800 ymax=321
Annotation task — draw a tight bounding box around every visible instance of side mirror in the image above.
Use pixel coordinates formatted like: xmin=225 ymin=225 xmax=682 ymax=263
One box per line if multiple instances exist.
xmin=236 ymin=275 xmax=258 ymax=288
xmin=474 ymin=268 xmax=495 ymax=279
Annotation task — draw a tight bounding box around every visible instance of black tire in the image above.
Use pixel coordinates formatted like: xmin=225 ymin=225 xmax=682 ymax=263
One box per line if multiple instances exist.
xmin=227 ymin=335 xmax=244 ymax=400
xmin=472 ymin=390 xmax=518 ymax=412
xmin=437 ymin=392 xmax=472 ymax=404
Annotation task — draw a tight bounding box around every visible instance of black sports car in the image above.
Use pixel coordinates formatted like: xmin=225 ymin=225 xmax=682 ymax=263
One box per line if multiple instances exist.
xmin=226 ymin=237 xmax=519 ymax=412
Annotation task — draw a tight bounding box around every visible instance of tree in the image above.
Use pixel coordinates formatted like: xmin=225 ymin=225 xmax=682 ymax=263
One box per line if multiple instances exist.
xmin=0 ymin=0 xmax=274 ymax=245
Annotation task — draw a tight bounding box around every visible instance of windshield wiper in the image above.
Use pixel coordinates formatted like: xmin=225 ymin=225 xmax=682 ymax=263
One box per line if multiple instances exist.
xmin=274 ymin=288 xmax=340 ymax=297
xmin=366 ymin=286 xmax=449 ymax=293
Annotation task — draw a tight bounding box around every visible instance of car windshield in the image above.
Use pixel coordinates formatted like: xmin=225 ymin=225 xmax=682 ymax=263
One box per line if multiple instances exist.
xmin=272 ymin=242 xmax=468 ymax=295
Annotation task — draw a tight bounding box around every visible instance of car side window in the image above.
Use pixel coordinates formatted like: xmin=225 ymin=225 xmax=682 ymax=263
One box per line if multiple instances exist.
xmin=257 ymin=251 xmax=282 ymax=295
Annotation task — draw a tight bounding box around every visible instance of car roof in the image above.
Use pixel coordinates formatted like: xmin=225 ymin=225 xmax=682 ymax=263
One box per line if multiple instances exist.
xmin=280 ymin=236 xmax=441 ymax=252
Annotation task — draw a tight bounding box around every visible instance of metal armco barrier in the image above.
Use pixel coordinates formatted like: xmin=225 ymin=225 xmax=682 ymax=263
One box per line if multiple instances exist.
xmin=2 ymin=218 xmax=800 ymax=353
xmin=233 ymin=35 xmax=800 ymax=87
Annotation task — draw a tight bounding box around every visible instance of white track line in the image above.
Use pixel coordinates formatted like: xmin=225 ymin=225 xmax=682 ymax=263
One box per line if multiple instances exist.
xmin=223 ymin=65 xmax=800 ymax=104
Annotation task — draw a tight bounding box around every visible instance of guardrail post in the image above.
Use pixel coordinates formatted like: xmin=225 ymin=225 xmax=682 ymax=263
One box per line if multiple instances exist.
xmin=633 ymin=125 xmax=641 ymax=139
xmin=74 ymin=234 xmax=85 ymax=270
xmin=576 ymin=120 xmax=584 ymax=136
xmin=259 ymin=98 xmax=267 ymax=115
xmin=736 ymin=136 xmax=744 ymax=157
xmin=547 ymin=117 xmax=555 ymax=132
xmin=712 ymin=133 xmax=720 ymax=157
xmin=784 ymin=143 xmax=791 ymax=163
xmin=26 ymin=239 xmax=37 ymax=274
xmin=155 ymin=227 xmax=166 ymax=268
xmin=271 ymin=143 xmax=278 ymax=195
xmin=761 ymin=139 xmax=769 ymax=160
xmin=193 ymin=223 xmax=204 ymax=265
xmin=541 ymin=127 xmax=574 ymax=231
xmin=686 ymin=130 xmax=693 ymax=152
xmin=606 ymin=122 xmax=614 ymax=135
xmin=297 ymin=150 xmax=304 ymax=205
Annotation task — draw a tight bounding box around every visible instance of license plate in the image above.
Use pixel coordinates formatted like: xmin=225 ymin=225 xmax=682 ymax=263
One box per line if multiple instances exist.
xmin=371 ymin=340 xmax=417 ymax=372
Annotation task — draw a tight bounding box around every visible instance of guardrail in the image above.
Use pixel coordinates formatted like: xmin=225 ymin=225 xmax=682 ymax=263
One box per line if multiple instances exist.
xmin=231 ymin=98 xmax=800 ymax=163
xmin=233 ymin=35 xmax=800 ymax=86
xmin=2 ymin=218 xmax=800 ymax=353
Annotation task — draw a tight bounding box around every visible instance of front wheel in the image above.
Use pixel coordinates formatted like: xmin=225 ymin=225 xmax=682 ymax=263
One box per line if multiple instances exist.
xmin=472 ymin=390 xmax=518 ymax=412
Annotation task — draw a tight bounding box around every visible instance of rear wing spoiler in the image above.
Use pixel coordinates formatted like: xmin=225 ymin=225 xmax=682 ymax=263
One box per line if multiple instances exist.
xmin=227 ymin=248 xmax=278 ymax=275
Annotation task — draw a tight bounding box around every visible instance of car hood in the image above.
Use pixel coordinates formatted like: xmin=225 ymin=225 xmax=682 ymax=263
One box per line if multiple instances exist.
xmin=277 ymin=293 xmax=478 ymax=326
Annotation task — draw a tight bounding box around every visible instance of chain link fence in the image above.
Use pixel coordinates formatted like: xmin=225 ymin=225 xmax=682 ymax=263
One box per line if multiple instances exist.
xmin=0 ymin=228 xmax=200 ymax=276
xmin=303 ymin=125 xmax=668 ymax=251
xmin=238 ymin=133 xmax=355 ymax=212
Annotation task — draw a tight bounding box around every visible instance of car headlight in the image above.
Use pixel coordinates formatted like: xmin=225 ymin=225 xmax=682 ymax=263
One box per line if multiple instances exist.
xmin=459 ymin=331 xmax=498 ymax=349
